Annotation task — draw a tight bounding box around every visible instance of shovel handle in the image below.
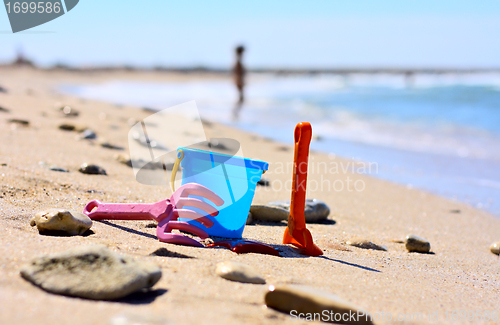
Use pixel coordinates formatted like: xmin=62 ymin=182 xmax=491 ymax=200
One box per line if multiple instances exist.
xmin=83 ymin=199 xmax=172 ymax=221
xmin=289 ymin=122 xmax=312 ymax=230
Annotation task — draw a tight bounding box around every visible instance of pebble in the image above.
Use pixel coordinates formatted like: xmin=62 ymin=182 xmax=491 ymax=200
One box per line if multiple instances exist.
xmin=347 ymin=240 xmax=387 ymax=251
xmin=100 ymin=142 xmax=124 ymax=150
xmin=132 ymin=132 xmax=167 ymax=150
xmin=7 ymin=118 xmax=29 ymax=126
xmin=215 ymin=261 xmax=265 ymax=284
xmin=79 ymin=129 xmax=97 ymax=140
xmin=490 ymin=242 xmax=500 ymax=255
xmin=20 ymin=245 xmax=162 ymax=300
xmin=249 ymin=205 xmax=289 ymax=222
xmin=276 ymin=145 xmax=290 ymax=152
xmin=115 ymin=154 xmax=172 ymax=170
xmin=59 ymin=123 xmax=76 ymax=131
xmin=59 ymin=123 xmax=87 ymax=132
xmin=79 ymin=163 xmax=107 ymax=175
xmin=206 ymin=139 xmax=228 ymax=151
xmin=405 ymin=234 xmax=431 ymax=253
xmin=60 ymin=105 xmax=79 ymax=117
xmin=267 ymin=199 xmax=330 ymax=223
xmin=49 ymin=166 xmax=69 ymax=173
xmin=265 ymin=285 xmax=373 ymax=325
xmin=115 ymin=154 xmax=133 ymax=167
xmin=30 ymin=208 xmax=92 ymax=235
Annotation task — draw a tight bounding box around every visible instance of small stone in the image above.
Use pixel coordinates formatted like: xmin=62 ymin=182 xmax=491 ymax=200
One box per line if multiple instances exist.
xmin=268 ymin=199 xmax=330 ymax=223
xmin=20 ymin=245 xmax=162 ymax=300
xmin=59 ymin=123 xmax=87 ymax=132
xmin=7 ymin=118 xmax=29 ymax=126
xmin=115 ymin=154 xmax=133 ymax=167
xmin=265 ymin=285 xmax=373 ymax=325
xmin=132 ymin=131 xmax=167 ymax=150
xmin=59 ymin=123 xmax=76 ymax=131
xmin=405 ymin=234 xmax=431 ymax=253
xmin=30 ymin=208 xmax=92 ymax=236
xmin=215 ymin=261 xmax=265 ymax=284
xmin=60 ymin=105 xmax=79 ymax=117
xmin=490 ymin=242 xmax=500 ymax=255
xmin=276 ymin=146 xmax=290 ymax=152
xmin=347 ymin=240 xmax=387 ymax=251
xmin=49 ymin=166 xmax=69 ymax=173
xmin=100 ymin=142 xmax=124 ymax=150
xmin=250 ymin=205 xmax=289 ymax=222
xmin=79 ymin=129 xmax=97 ymax=140
xmin=257 ymin=178 xmax=270 ymax=187
xmin=79 ymin=163 xmax=107 ymax=175
xmin=206 ymin=139 xmax=228 ymax=151
xmin=114 ymin=155 xmax=172 ymax=170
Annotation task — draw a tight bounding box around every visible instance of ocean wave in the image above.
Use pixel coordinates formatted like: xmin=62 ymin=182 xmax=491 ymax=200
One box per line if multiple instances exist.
xmin=60 ymin=73 xmax=500 ymax=160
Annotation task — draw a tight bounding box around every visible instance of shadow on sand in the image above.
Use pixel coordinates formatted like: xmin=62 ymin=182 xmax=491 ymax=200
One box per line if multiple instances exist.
xmin=96 ymin=220 xmax=157 ymax=240
xmin=115 ymin=289 xmax=168 ymax=305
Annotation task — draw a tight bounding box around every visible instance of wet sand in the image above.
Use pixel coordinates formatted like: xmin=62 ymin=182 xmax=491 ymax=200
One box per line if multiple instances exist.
xmin=0 ymin=66 xmax=499 ymax=325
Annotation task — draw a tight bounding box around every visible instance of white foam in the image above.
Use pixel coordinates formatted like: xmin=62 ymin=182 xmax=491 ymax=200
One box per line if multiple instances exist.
xmin=61 ymin=73 xmax=500 ymax=161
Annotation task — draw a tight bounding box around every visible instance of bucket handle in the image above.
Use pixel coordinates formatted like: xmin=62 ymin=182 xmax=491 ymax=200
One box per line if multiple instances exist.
xmin=170 ymin=149 xmax=184 ymax=192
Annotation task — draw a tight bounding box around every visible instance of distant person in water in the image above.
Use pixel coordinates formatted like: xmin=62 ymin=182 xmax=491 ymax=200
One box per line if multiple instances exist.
xmin=232 ymin=45 xmax=245 ymax=120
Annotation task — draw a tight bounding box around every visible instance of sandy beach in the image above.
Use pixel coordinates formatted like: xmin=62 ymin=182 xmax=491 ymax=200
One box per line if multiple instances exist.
xmin=0 ymin=66 xmax=499 ymax=325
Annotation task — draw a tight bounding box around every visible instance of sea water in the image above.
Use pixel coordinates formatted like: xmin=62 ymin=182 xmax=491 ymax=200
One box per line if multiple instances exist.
xmin=61 ymin=73 xmax=500 ymax=215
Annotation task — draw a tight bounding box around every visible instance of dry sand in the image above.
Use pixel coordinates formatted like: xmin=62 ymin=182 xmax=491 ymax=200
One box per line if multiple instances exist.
xmin=0 ymin=66 xmax=499 ymax=325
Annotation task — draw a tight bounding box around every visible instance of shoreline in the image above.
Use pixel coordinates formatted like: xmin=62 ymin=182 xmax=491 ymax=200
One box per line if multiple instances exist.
xmin=58 ymin=73 xmax=500 ymax=216
xmin=4 ymin=63 xmax=500 ymax=75
xmin=1 ymin=67 xmax=499 ymax=325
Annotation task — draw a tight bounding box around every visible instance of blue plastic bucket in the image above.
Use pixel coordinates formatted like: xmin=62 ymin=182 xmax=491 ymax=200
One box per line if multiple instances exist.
xmin=174 ymin=147 xmax=268 ymax=238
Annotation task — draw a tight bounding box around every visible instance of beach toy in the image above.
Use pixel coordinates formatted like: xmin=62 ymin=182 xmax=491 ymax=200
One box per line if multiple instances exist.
xmin=283 ymin=122 xmax=323 ymax=256
xmin=83 ymin=183 xmax=224 ymax=247
xmin=171 ymin=147 xmax=268 ymax=238
xmin=207 ymin=239 xmax=280 ymax=256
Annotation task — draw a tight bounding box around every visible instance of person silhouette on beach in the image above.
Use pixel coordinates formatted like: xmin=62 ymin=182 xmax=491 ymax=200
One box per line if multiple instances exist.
xmin=232 ymin=45 xmax=246 ymax=120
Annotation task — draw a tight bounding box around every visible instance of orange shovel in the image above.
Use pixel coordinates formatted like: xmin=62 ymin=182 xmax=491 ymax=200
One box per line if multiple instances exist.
xmin=283 ymin=122 xmax=323 ymax=256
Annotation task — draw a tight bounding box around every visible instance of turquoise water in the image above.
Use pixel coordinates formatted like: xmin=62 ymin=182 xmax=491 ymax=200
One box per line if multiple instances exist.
xmin=61 ymin=73 xmax=500 ymax=215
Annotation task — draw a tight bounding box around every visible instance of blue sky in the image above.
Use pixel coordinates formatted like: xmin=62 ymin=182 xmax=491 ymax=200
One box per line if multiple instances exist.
xmin=1 ymin=0 xmax=500 ymax=68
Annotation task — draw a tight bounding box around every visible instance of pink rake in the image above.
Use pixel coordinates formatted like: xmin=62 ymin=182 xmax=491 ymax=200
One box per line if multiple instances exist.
xmin=83 ymin=183 xmax=224 ymax=247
